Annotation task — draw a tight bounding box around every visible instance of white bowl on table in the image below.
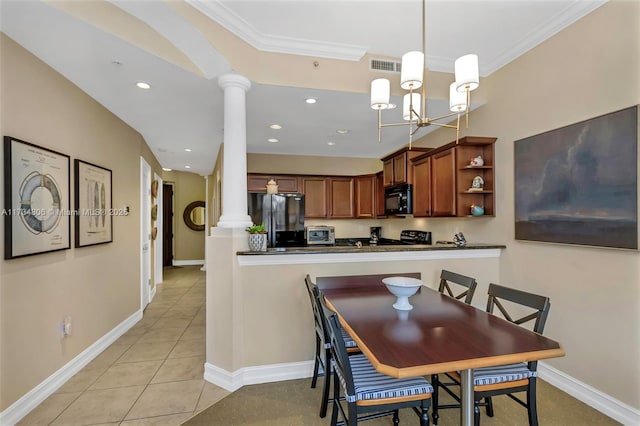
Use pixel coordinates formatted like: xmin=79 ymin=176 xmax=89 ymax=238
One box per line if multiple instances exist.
xmin=382 ymin=276 xmax=424 ymax=311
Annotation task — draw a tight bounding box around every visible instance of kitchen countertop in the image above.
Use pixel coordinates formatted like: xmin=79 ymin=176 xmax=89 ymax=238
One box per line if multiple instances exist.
xmin=237 ymin=243 xmax=506 ymax=256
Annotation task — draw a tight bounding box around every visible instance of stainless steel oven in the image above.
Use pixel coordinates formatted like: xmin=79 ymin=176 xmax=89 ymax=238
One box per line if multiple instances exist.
xmin=305 ymin=226 xmax=335 ymax=246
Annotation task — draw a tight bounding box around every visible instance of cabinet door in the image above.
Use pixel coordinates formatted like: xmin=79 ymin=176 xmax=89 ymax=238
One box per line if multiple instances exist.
xmin=275 ymin=175 xmax=299 ymax=192
xmin=355 ymin=175 xmax=376 ymax=218
xmin=393 ymin=152 xmax=407 ymax=184
xmin=329 ymin=178 xmax=355 ymax=218
xmin=431 ymin=148 xmax=456 ymax=216
xmin=383 ymin=159 xmax=394 ymax=186
xmin=375 ymin=172 xmax=386 ymax=217
xmin=302 ymin=177 xmax=328 ymax=218
xmin=247 ymin=174 xmax=270 ymax=192
xmin=412 ymin=157 xmax=432 ymax=217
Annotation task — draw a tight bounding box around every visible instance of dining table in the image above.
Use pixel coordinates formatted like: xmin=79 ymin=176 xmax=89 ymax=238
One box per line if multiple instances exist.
xmin=317 ymin=274 xmax=565 ymax=426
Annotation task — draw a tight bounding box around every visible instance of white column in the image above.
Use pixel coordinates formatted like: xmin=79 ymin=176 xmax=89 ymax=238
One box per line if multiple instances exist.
xmin=216 ymin=73 xmax=253 ymax=229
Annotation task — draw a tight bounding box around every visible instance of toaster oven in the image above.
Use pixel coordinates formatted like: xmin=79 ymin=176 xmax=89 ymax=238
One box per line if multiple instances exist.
xmin=305 ymin=226 xmax=336 ymax=246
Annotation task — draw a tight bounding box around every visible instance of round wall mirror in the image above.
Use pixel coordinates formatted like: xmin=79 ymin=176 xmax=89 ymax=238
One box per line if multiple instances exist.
xmin=183 ymin=201 xmax=205 ymax=231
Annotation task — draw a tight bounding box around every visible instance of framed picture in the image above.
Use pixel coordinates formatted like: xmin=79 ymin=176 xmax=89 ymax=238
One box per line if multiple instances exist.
xmin=3 ymin=136 xmax=71 ymax=259
xmin=515 ymin=106 xmax=638 ymax=249
xmin=74 ymin=159 xmax=113 ymax=247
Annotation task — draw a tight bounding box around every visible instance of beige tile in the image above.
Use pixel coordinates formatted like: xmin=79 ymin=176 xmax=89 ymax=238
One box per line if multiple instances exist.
xmin=125 ymin=380 xmax=204 ymax=420
xmin=195 ymin=382 xmax=230 ymax=413
xmin=87 ymin=344 xmax=132 ymax=368
xmin=151 ymin=356 xmax=205 ymax=383
xmin=180 ymin=325 xmax=205 ymax=341
xmin=17 ymin=392 xmax=81 ymax=425
xmin=117 ymin=340 xmax=177 ymax=363
xmin=89 ymin=360 xmax=163 ymax=390
xmin=51 ymin=386 xmax=145 ymax=426
xmin=137 ymin=327 xmax=186 ymax=343
xmin=120 ymin=412 xmax=193 ymax=426
xmin=150 ymin=317 xmax=191 ymax=331
xmin=55 ymin=364 xmax=109 ymax=394
xmin=168 ymin=339 xmax=205 ymax=359
xmin=161 ymin=309 xmax=197 ymax=321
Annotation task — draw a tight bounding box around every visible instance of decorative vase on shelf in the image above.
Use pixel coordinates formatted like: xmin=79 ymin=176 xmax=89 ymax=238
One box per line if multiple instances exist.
xmin=246 ymin=223 xmax=268 ymax=252
xmin=470 ymin=205 xmax=485 ymax=216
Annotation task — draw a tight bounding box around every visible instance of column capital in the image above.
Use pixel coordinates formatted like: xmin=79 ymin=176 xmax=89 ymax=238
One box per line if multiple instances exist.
xmin=218 ymin=73 xmax=251 ymax=92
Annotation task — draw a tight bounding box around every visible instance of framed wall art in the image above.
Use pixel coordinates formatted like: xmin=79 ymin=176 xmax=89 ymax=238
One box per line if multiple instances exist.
xmin=3 ymin=136 xmax=71 ymax=259
xmin=74 ymin=159 xmax=113 ymax=247
xmin=515 ymin=105 xmax=638 ymax=249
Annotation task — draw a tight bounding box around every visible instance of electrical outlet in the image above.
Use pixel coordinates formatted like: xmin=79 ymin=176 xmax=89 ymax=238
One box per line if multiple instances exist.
xmin=62 ymin=316 xmax=72 ymax=337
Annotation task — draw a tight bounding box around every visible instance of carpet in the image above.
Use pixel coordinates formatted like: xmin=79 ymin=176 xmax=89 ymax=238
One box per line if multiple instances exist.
xmin=181 ymin=377 xmax=620 ymax=426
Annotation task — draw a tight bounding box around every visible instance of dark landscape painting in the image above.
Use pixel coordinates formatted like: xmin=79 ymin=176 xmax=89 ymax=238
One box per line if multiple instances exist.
xmin=515 ymin=106 xmax=638 ymax=249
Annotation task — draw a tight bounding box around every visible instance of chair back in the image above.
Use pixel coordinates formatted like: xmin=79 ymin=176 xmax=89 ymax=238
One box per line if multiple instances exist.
xmin=486 ymin=283 xmax=551 ymax=371
xmin=438 ymin=270 xmax=478 ymax=304
xmin=325 ymin=308 xmax=356 ymax=398
xmin=305 ymin=274 xmax=328 ymax=343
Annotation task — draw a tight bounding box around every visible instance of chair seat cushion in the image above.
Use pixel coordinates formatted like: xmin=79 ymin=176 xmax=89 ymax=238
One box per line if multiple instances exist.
xmin=334 ymin=354 xmax=433 ymax=403
xmin=341 ymin=326 xmax=358 ymax=348
xmin=473 ymin=363 xmax=536 ymax=386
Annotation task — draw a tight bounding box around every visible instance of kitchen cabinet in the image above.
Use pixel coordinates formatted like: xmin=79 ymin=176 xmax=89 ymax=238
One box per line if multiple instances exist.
xmin=381 ymin=147 xmax=431 ymax=187
xmin=375 ymin=172 xmax=386 ymax=217
xmin=329 ymin=177 xmax=355 ymax=218
xmin=410 ymin=136 xmax=496 ymax=217
xmin=247 ymin=174 xmax=299 ymax=193
xmin=355 ymin=174 xmax=376 ymax=218
xmin=301 ymin=177 xmax=328 ymax=218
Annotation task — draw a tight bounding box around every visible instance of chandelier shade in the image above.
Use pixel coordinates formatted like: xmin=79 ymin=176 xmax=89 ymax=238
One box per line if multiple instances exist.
xmin=449 ymin=83 xmax=467 ymax=113
xmin=455 ymin=54 xmax=480 ymax=92
xmin=370 ymin=78 xmax=391 ymax=110
xmin=400 ymin=51 xmax=424 ymax=90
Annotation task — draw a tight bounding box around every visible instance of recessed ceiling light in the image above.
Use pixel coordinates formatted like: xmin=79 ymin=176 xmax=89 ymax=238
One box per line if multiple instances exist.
xmin=162 ymin=168 xmax=172 ymax=171
xmin=327 ymin=141 xmax=336 ymax=146
xmin=136 ymin=81 xmax=151 ymax=90
xmin=305 ymin=98 xmax=317 ymax=104
xmin=185 ymin=165 xmax=191 ymax=169
xmin=111 ymin=60 xmax=123 ymax=66
xmin=269 ymin=124 xmax=282 ymax=130
xmin=337 ymin=129 xmax=350 ymax=134
xmin=185 ymin=148 xmax=192 ymax=152
xmin=268 ymin=138 xmax=279 ymax=143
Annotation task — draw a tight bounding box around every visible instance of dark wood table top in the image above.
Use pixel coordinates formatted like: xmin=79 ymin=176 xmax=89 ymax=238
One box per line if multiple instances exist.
xmin=322 ymin=281 xmax=565 ymax=379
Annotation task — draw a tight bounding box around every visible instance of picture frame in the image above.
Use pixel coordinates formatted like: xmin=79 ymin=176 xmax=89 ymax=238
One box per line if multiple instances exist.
xmin=74 ymin=159 xmax=113 ymax=247
xmin=3 ymin=136 xmax=71 ymax=259
xmin=514 ymin=106 xmax=638 ymax=249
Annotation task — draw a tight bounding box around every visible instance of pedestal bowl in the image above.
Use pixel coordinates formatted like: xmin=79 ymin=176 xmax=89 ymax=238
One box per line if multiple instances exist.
xmin=382 ymin=276 xmax=424 ymax=310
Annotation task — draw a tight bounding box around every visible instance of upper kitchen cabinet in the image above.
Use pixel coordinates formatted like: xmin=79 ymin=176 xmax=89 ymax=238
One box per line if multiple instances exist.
xmin=301 ymin=176 xmax=355 ymax=218
xmin=455 ymin=137 xmax=496 ymax=217
xmin=247 ymin=174 xmax=300 ymax=193
xmin=355 ymin=174 xmax=376 ymax=218
xmin=410 ymin=136 xmax=496 ymax=217
xmin=381 ymin=147 xmax=431 ymax=187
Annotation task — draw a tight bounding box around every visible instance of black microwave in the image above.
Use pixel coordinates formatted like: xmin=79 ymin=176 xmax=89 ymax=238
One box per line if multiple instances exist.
xmin=385 ymin=183 xmax=413 ymax=215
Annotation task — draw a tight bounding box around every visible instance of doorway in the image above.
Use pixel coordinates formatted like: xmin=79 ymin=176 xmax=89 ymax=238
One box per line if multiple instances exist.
xmin=140 ymin=157 xmax=152 ymax=310
xmin=162 ymin=183 xmax=174 ymax=267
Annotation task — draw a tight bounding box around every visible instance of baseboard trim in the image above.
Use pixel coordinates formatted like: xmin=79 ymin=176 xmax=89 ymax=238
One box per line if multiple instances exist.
xmin=0 ymin=310 xmax=142 ymax=426
xmin=538 ymin=361 xmax=640 ymax=425
xmin=172 ymin=259 xmax=205 ymax=266
xmin=204 ymin=360 xmax=314 ymax=392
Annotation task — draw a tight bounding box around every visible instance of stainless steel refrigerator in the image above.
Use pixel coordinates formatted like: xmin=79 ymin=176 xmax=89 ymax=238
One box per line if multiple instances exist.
xmin=247 ymin=193 xmax=305 ymax=247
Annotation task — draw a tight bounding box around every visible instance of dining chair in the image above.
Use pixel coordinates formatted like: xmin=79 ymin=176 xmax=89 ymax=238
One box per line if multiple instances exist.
xmin=325 ymin=311 xmax=433 ymax=426
xmin=437 ymin=269 xmax=478 ymax=304
xmin=431 ymin=283 xmax=551 ymax=426
xmin=431 ymin=269 xmax=479 ymax=415
xmin=304 ymin=274 xmax=358 ymax=418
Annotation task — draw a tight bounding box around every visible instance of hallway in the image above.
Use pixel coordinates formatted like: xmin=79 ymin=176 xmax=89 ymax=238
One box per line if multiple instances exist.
xmin=18 ymin=266 xmax=229 ymax=425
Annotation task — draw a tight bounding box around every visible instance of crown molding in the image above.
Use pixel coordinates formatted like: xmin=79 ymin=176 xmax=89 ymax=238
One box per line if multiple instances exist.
xmin=186 ymin=0 xmax=367 ymax=61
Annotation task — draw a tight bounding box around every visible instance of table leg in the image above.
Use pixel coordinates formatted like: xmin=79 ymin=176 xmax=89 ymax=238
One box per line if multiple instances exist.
xmin=460 ymin=368 xmax=473 ymax=426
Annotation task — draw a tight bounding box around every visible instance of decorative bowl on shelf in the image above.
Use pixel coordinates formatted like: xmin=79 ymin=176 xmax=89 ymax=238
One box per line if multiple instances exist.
xmin=382 ymin=276 xmax=424 ymax=311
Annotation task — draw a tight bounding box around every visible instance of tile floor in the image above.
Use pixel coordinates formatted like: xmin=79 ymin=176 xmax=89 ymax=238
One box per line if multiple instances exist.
xmin=18 ymin=265 xmax=229 ymax=426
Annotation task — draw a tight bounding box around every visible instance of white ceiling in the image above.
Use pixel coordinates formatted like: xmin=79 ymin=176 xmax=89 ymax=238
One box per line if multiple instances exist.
xmin=0 ymin=0 xmax=606 ymax=175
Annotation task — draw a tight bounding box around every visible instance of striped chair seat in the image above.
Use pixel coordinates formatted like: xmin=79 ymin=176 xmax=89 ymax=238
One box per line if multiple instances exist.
xmin=473 ymin=363 xmax=536 ymax=386
xmin=323 ymin=326 xmax=357 ymax=349
xmin=334 ymin=354 xmax=433 ymax=403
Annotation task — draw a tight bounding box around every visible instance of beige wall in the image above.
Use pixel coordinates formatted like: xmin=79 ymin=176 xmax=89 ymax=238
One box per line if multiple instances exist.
xmin=247 ymin=0 xmax=639 ymax=410
xmin=0 ymin=34 xmax=161 ymax=410
xmin=163 ymin=170 xmax=206 ymax=261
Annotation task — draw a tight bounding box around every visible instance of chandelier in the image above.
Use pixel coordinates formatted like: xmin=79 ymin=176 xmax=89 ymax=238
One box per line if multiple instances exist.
xmin=370 ymin=0 xmax=479 ymax=147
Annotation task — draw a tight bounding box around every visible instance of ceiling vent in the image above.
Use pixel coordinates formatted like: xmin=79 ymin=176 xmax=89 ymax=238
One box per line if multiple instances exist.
xmin=370 ymin=58 xmax=401 ymax=73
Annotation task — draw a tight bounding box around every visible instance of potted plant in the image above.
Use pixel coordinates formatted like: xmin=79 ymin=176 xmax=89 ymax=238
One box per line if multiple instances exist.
xmin=245 ymin=223 xmax=267 ymax=251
